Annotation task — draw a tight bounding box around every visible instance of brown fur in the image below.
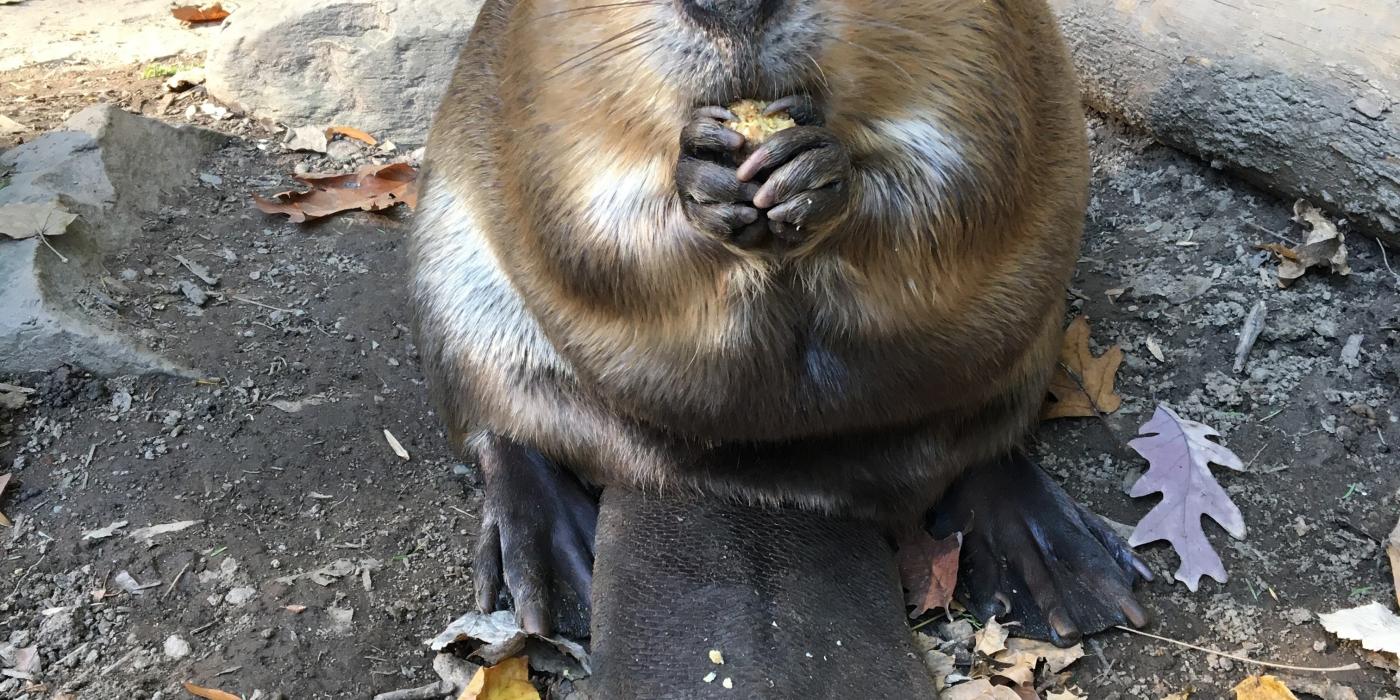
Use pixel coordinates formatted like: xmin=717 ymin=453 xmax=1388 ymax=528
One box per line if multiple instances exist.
xmin=410 ymin=0 xmax=1087 ymax=519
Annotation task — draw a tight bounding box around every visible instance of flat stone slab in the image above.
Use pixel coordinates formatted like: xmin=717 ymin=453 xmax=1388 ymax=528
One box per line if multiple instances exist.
xmin=0 ymin=104 xmax=226 ymax=376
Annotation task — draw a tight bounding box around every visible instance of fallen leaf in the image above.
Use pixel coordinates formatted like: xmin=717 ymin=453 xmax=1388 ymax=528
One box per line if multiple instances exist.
xmin=459 ymin=657 xmax=541 ymax=700
xmin=1265 ymin=201 xmax=1350 ymax=287
xmin=0 ymin=473 xmax=12 ymax=527
xmin=326 ymin=125 xmax=378 ymax=146
xmin=384 ymin=429 xmax=411 ymax=461
xmin=898 ymin=531 xmax=961 ymax=617
xmin=0 ymin=383 xmax=33 ymax=410
xmin=1127 ymin=404 xmax=1246 ymax=590
xmin=82 ymin=520 xmax=130 ymax=540
xmin=284 ymin=604 xmax=308 ymax=614
xmin=1041 ymin=316 xmax=1124 ymax=420
xmin=429 ymin=610 xmax=591 ymax=678
xmin=0 ymin=201 xmax=78 ymax=240
xmin=943 ymin=678 xmax=1023 ymax=700
xmin=974 ymin=617 xmax=1009 ymax=656
xmin=170 ymin=4 xmax=230 ymax=23
xmin=1388 ymin=516 xmax=1399 ymax=608
xmin=129 ymin=520 xmax=203 ymax=547
xmin=1232 ymin=675 xmax=1299 ymax=700
xmin=1145 ymin=336 xmax=1165 ymax=362
xmin=1000 ymin=637 xmax=1084 ymax=673
xmin=913 ymin=633 xmax=957 ymax=690
xmin=1319 ymin=602 xmax=1400 ymax=655
xmin=13 ymin=645 xmax=40 ymax=675
xmin=1046 ymin=690 xmax=1088 ymax=700
xmin=182 ymin=682 xmax=241 ymax=700
xmin=253 ymin=162 xmax=418 ymax=223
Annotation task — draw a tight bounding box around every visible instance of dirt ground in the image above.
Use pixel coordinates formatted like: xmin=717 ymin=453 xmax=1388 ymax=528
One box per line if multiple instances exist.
xmin=2 ymin=20 xmax=1400 ymax=700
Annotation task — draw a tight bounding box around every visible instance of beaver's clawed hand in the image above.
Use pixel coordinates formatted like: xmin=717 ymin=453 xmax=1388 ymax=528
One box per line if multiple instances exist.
xmin=677 ymin=96 xmax=851 ymax=247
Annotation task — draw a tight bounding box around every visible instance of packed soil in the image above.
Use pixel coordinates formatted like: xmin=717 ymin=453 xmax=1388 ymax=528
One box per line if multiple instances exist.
xmin=2 ymin=33 xmax=1399 ymax=700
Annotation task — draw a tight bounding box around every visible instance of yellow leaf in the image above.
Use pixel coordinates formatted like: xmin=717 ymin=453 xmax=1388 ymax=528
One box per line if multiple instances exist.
xmin=1232 ymin=675 xmax=1298 ymax=700
xmin=182 ymin=682 xmax=242 ymax=700
xmin=1042 ymin=315 xmax=1124 ymax=420
xmin=325 ymin=125 xmax=379 ymax=146
xmin=458 ymin=657 xmax=541 ymax=700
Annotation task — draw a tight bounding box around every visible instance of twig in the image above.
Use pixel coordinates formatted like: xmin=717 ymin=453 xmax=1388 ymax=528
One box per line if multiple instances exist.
xmin=1113 ymin=625 xmax=1360 ymax=673
xmin=7 ymin=553 xmax=48 ymax=600
xmin=1378 ymin=237 xmax=1399 ymax=284
xmin=232 ymin=295 xmax=298 ymax=314
xmin=371 ymin=681 xmax=455 ymax=700
xmin=37 ymin=232 xmax=70 ymax=263
xmin=1242 ymin=220 xmax=1300 ymax=247
xmin=1058 ymin=361 xmax=1126 ymax=448
xmin=163 ymin=560 xmax=192 ymax=599
xmin=1233 ymin=301 xmax=1268 ymax=374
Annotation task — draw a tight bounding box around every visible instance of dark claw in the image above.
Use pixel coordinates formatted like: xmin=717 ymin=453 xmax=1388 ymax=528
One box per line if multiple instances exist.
xmin=764 ymin=95 xmax=824 ymax=126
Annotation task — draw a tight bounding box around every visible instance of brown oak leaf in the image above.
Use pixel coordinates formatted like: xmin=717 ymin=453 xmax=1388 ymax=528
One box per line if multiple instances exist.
xmin=170 ymin=4 xmax=230 ymax=23
xmin=253 ymin=162 xmax=418 ymax=223
xmin=897 ymin=531 xmax=961 ymax=617
xmin=1041 ymin=315 xmax=1123 ymax=420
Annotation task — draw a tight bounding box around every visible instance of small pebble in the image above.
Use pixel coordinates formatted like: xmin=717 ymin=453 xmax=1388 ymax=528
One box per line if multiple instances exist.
xmin=708 ymin=649 xmax=724 ymax=665
xmin=722 ymin=678 xmax=733 ymax=689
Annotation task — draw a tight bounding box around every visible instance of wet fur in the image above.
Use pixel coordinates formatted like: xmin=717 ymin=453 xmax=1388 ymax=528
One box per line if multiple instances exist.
xmin=411 ymin=0 xmax=1087 ymax=519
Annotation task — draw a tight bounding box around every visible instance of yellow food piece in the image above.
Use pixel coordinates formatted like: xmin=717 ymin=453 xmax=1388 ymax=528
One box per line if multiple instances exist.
xmin=725 ymin=99 xmax=796 ymax=146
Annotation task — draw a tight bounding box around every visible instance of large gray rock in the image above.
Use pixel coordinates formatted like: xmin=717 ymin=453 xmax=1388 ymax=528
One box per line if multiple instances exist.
xmin=0 ymin=105 xmax=226 ymax=376
xmin=206 ymin=0 xmax=484 ymax=145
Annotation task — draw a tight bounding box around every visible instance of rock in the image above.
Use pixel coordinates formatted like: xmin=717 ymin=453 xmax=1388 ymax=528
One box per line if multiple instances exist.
xmin=165 ymin=68 xmax=207 ymax=93
xmin=224 ymin=587 xmax=258 ymax=606
xmin=163 ymin=635 xmax=191 ymax=659
xmin=0 ymin=104 xmax=224 ymax=375
xmin=206 ymin=0 xmax=485 ymax=144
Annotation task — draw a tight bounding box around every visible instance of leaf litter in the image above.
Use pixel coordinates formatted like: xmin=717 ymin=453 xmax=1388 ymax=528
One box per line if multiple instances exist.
xmin=1232 ymin=675 xmax=1298 ymax=700
xmin=170 ymin=4 xmax=230 ymax=24
xmin=1127 ymin=403 xmax=1246 ymax=590
xmin=1318 ymin=602 xmax=1400 ymax=655
xmin=1041 ymin=315 xmax=1124 ymax=419
xmin=253 ymin=162 xmax=419 ymax=222
xmin=458 ymin=657 xmax=541 ymax=700
xmin=1258 ymin=200 xmax=1350 ymax=287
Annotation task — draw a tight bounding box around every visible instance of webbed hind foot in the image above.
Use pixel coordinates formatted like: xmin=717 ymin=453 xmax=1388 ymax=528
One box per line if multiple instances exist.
xmin=931 ymin=451 xmax=1152 ymax=647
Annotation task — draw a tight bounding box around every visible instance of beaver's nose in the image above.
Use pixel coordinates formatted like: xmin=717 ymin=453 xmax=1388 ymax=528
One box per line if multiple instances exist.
xmin=682 ymin=0 xmax=782 ymax=33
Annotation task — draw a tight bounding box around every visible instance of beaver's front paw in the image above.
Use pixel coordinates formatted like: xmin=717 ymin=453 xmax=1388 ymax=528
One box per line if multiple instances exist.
xmin=736 ymin=100 xmax=852 ymax=243
xmin=676 ymin=106 xmax=767 ymax=246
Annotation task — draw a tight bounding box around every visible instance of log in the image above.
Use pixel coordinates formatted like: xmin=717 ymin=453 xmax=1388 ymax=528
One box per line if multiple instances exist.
xmin=1050 ymin=0 xmax=1400 ymax=246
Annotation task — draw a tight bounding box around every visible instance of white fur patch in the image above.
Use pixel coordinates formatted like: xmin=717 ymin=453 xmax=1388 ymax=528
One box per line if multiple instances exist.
xmin=871 ymin=118 xmax=966 ymax=192
xmin=412 ymin=187 xmax=567 ymax=379
xmin=577 ymin=155 xmax=669 ymax=245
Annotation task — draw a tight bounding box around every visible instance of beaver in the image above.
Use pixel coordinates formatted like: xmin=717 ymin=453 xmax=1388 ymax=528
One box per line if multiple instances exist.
xmin=410 ymin=0 xmax=1152 ymax=694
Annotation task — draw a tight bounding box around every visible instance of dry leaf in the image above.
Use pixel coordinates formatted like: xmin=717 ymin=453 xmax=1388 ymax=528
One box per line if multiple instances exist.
xmin=1127 ymin=404 xmax=1245 ymax=590
xmin=284 ymin=604 xmax=307 ymax=614
xmin=1388 ymin=517 xmax=1399 ymax=608
xmin=1041 ymin=316 xmax=1123 ymax=420
xmin=974 ymin=617 xmax=1009 ymax=656
xmin=1001 ymin=637 xmax=1084 ymax=673
xmin=459 ymin=657 xmax=541 ymax=700
xmin=171 ymin=4 xmax=230 ymax=23
xmin=1046 ymin=691 xmax=1088 ymax=700
xmin=384 ymin=429 xmax=411 ymax=461
xmin=898 ymin=531 xmax=961 ymax=617
xmin=943 ymin=678 xmax=1023 ymax=700
xmin=326 ymin=126 xmax=378 ymax=146
xmin=182 ymin=682 xmax=242 ymax=700
xmin=1233 ymin=675 xmax=1299 ymax=700
xmin=254 ymin=162 xmax=418 ymax=223
xmin=129 ymin=520 xmax=202 ymax=546
xmin=1267 ymin=201 xmax=1350 ymax=287
xmin=82 ymin=520 xmax=129 ymax=540
xmin=0 ymin=473 xmax=12 ymax=528
xmin=1318 ymin=602 xmax=1400 ymax=655
xmin=1145 ymin=336 xmax=1165 ymax=362
xmin=0 ymin=201 xmax=78 ymax=240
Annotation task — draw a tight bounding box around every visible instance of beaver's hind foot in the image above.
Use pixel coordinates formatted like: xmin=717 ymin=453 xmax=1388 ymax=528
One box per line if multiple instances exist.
xmin=931 ymin=451 xmax=1153 ymax=647
xmin=474 ymin=435 xmax=598 ymax=639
